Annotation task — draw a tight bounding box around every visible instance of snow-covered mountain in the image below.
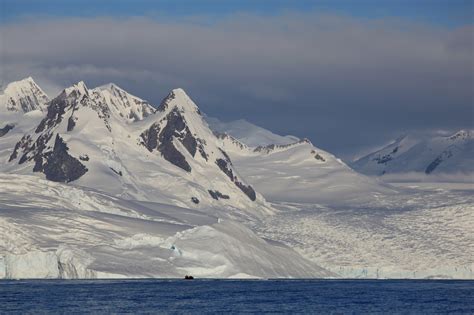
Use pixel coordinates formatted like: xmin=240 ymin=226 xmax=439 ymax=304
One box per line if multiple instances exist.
xmin=206 ymin=117 xmax=298 ymax=147
xmin=1 ymin=77 xmax=472 ymax=280
xmin=0 ymin=78 xmax=48 ymax=166
xmin=212 ymin=128 xmax=391 ymax=204
xmin=0 ymin=78 xmax=337 ymax=279
xmin=0 ymin=77 xmax=49 ymax=113
xmin=351 ymin=130 xmax=474 ymax=177
xmin=3 ymin=80 xmax=267 ymax=219
xmin=94 ymin=83 xmax=155 ymax=122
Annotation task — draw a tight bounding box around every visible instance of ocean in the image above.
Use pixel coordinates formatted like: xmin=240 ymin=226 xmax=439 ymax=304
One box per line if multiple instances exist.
xmin=1 ymin=279 xmax=473 ymax=314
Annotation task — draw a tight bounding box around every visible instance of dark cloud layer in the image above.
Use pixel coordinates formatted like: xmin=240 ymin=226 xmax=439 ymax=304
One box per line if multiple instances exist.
xmin=1 ymin=14 xmax=472 ymax=159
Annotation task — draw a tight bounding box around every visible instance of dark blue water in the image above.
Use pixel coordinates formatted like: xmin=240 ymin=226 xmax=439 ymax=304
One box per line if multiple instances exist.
xmin=1 ymin=279 xmax=473 ymax=314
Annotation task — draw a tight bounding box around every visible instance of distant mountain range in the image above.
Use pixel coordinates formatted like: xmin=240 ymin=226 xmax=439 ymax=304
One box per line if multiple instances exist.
xmin=351 ymin=130 xmax=473 ymax=177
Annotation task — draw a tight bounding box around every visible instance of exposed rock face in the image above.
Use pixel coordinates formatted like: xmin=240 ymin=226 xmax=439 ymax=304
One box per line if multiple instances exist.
xmin=0 ymin=124 xmax=14 ymax=137
xmin=144 ymin=88 xmax=258 ymax=202
xmin=79 ymin=154 xmax=89 ymax=161
xmin=40 ymin=135 xmax=88 ymax=182
xmin=11 ymin=131 xmax=88 ymax=182
xmin=425 ymin=149 xmax=453 ymax=174
xmin=208 ymin=190 xmax=230 ymax=200
xmin=214 ymin=132 xmax=249 ymax=151
xmin=254 ymin=138 xmax=311 ymax=154
xmin=140 ymin=108 xmax=208 ymax=172
xmin=215 ymin=156 xmax=256 ymax=201
xmin=141 ymin=121 xmax=191 ymax=173
xmin=373 ymin=147 xmax=399 ymax=165
xmin=314 ymin=153 xmax=326 ymax=162
xmin=67 ymin=106 xmax=78 ymax=132
xmin=141 ymin=123 xmax=160 ymax=152
xmin=110 ymin=167 xmax=123 ymax=177
xmin=8 ymin=82 xmax=107 ymax=183
xmin=156 ymin=90 xmax=176 ymax=113
xmin=35 ymin=94 xmax=69 ymax=133
xmin=9 ymin=135 xmax=32 ymax=162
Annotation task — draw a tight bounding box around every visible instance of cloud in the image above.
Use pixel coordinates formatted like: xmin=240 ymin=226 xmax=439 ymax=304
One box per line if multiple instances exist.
xmin=1 ymin=14 xmax=472 ymax=159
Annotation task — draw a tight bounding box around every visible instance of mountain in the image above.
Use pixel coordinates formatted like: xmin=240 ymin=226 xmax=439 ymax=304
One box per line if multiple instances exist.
xmin=206 ymin=117 xmax=391 ymax=204
xmin=351 ymin=130 xmax=474 ymax=177
xmin=1 ymin=77 xmax=471 ymax=280
xmin=0 ymin=78 xmax=334 ymax=279
xmin=94 ymin=83 xmax=155 ymax=122
xmin=0 ymin=77 xmax=49 ymax=113
xmin=0 ymin=78 xmax=48 ymax=167
xmin=216 ymin=135 xmax=391 ymax=204
xmin=4 ymin=81 xmax=269 ymax=219
xmin=206 ymin=117 xmax=298 ymax=147
xmin=205 ymin=121 xmax=473 ymax=279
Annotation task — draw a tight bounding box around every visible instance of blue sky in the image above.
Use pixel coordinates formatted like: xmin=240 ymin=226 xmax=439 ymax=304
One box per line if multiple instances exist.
xmin=2 ymin=0 xmax=472 ymax=26
xmin=1 ymin=1 xmax=473 ymax=159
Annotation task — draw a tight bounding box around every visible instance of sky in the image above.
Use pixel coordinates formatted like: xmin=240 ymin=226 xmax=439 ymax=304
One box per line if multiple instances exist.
xmin=1 ymin=0 xmax=473 ymax=160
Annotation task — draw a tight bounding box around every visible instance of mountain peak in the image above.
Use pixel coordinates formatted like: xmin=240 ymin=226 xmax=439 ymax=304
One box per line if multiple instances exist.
xmin=63 ymin=81 xmax=89 ymax=97
xmin=157 ymin=88 xmax=201 ymax=115
xmin=93 ymin=83 xmax=155 ymax=122
xmin=448 ymin=129 xmax=472 ymax=141
xmin=96 ymin=83 xmax=123 ymax=93
xmin=0 ymin=77 xmax=49 ymax=112
xmin=23 ymin=76 xmax=35 ymax=83
xmin=171 ymin=87 xmax=186 ymax=95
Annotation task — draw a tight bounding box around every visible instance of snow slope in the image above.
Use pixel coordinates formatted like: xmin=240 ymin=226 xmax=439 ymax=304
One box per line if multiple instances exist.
xmin=217 ymin=136 xmax=392 ymax=205
xmin=206 ymin=116 xmax=298 ymax=147
xmin=352 ymin=130 xmax=474 ymax=177
xmin=0 ymin=174 xmax=331 ymax=279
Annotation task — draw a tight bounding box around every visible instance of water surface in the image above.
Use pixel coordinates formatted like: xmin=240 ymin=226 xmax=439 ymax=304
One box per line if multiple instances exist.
xmin=1 ymin=279 xmax=473 ymax=314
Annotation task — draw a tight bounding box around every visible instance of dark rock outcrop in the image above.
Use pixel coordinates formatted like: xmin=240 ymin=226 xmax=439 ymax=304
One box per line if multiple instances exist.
xmin=314 ymin=153 xmax=326 ymax=162
xmin=0 ymin=124 xmax=14 ymax=137
xmin=214 ymin=132 xmax=248 ymax=150
xmin=254 ymin=138 xmax=311 ymax=154
xmin=374 ymin=154 xmax=393 ymax=164
xmin=79 ymin=154 xmax=89 ymax=161
xmin=66 ymin=102 xmax=78 ymax=132
xmin=215 ymin=157 xmax=256 ymax=201
xmin=67 ymin=116 xmax=76 ymax=132
xmin=110 ymin=167 xmax=123 ymax=176
xmin=208 ymin=190 xmax=230 ymax=200
xmin=9 ymin=135 xmax=32 ymax=162
xmin=40 ymin=135 xmax=88 ymax=182
xmin=425 ymin=149 xmax=453 ymax=174
xmin=140 ymin=108 xmax=208 ymax=172
xmin=191 ymin=197 xmax=200 ymax=204
xmin=36 ymin=95 xmax=69 ymax=133
xmin=141 ymin=123 xmax=160 ymax=152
